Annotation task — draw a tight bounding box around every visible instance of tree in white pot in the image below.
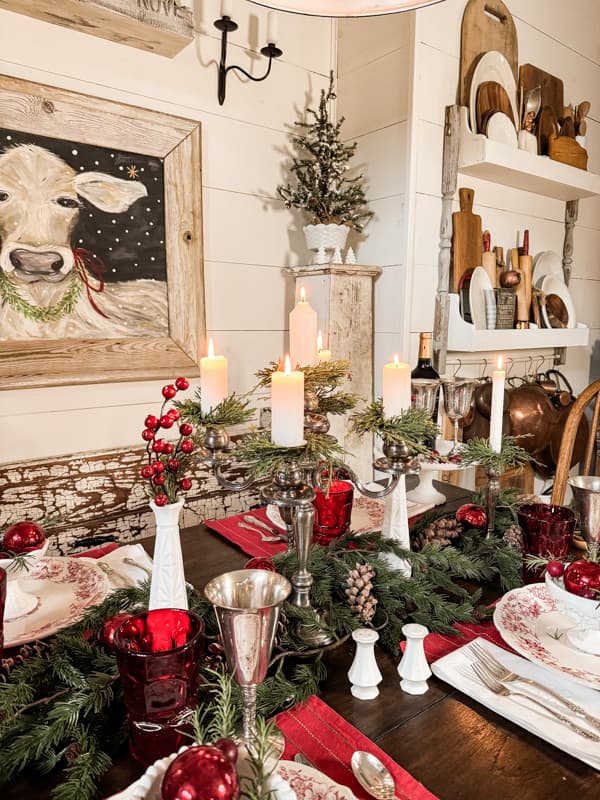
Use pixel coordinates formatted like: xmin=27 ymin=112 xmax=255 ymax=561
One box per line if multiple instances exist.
xmin=277 ymin=72 xmax=373 ymax=261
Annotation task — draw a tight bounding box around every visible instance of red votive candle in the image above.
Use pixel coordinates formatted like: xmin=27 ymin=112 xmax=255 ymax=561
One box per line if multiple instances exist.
xmin=313 ymin=479 xmax=354 ymax=545
xmin=517 ymin=503 xmax=575 ymax=583
xmin=113 ymin=609 xmax=204 ymax=766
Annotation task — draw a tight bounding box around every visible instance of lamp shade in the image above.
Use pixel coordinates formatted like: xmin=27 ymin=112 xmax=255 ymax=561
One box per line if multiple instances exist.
xmin=249 ymin=0 xmax=444 ymax=15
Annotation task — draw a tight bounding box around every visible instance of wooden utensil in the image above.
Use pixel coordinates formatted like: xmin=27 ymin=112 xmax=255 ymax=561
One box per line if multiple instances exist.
xmin=548 ymin=133 xmax=588 ymax=170
xmin=452 ymin=188 xmax=482 ymax=293
xmin=519 ymin=64 xmax=564 ymax=126
xmin=476 ymin=81 xmax=515 ymax=134
xmin=460 ymin=0 xmax=518 ymax=108
xmin=537 ymin=105 xmax=560 ymax=156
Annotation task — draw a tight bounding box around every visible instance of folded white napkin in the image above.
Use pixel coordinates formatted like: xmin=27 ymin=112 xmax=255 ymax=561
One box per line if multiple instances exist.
xmin=94 ymin=544 xmax=154 ymax=590
xmin=432 ymin=637 xmax=600 ymax=770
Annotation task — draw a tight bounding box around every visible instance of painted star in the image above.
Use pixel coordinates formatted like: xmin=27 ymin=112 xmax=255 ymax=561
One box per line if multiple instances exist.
xmin=126 ymin=164 xmax=139 ymax=179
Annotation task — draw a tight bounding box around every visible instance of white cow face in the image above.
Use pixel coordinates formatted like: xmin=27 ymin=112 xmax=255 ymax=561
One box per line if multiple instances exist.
xmin=0 ymin=144 xmax=147 ymax=282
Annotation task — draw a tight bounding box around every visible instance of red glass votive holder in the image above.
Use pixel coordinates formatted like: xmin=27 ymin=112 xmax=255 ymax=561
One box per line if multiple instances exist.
xmin=517 ymin=503 xmax=576 ymax=583
xmin=313 ymin=479 xmax=354 ymax=545
xmin=113 ymin=609 xmax=205 ymax=766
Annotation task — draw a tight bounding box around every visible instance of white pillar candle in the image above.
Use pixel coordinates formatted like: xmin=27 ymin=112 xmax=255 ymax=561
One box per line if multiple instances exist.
xmin=317 ymin=330 xmax=331 ymax=363
xmin=489 ymin=355 xmax=505 ymax=453
xmin=382 ymin=354 xmax=411 ymax=418
xmin=200 ymin=337 xmax=228 ymax=414
xmin=271 ymin=355 xmax=305 ymax=447
xmin=220 ymin=0 xmax=233 ymax=17
xmin=266 ymin=10 xmax=278 ymax=44
xmin=289 ymin=286 xmax=318 ymax=368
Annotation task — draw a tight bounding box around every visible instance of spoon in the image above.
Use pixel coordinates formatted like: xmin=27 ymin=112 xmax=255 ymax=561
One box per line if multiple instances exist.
xmin=351 ymin=751 xmax=398 ymax=800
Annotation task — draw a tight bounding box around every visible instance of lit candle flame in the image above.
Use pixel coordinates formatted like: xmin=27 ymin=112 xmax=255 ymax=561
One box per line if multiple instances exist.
xmin=208 ymin=337 xmax=215 ymax=358
xmin=284 ymin=354 xmax=292 ymax=375
xmin=317 ymin=330 xmax=323 ymax=352
xmin=497 ymin=355 xmax=503 ymax=370
xmin=299 ymin=286 xmax=306 ymax=303
xmin=393 ymin=354 xmax=400 ymax=366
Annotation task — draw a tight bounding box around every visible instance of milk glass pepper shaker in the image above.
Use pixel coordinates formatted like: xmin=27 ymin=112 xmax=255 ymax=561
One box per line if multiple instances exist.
xmin=348 ymin=628 xmax=382 ymax=699
xmin=397 ymin=623 xmax=431 ymax=695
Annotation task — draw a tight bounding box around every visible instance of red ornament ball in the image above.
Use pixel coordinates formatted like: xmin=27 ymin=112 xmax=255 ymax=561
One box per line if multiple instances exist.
xmin=564 ymin=559 xmax=600 ymax=599
xmin=213 ymin=738 xmax=238 ymax=765
xmin=547 ymin=560 xmax=565 ymax=578
xmin=455 ymin=504 xmax=487 ymax=529
xmin=175 ymin=377 xmax=190 ymax=391
xmin=179 ymin=478 xmax=192 ymax=491
xmin=3 ymin=521 xmax=46 ymax=554
xmin=180 ymin=439 xmax=195 ymax=454
xmin=154 ymin=493 xmax=169 ymax=507
xmin=244 ymin=557 xmax=277 ymax=572
xmin=145 ymin=415 xmax=160 ymax=430
xmin=162 ymin=384 xmax=177 ymax=400
xmin=99 ymin=613 xmax=133 ymax=654
xmin=161 ymin=746 xmax=239 ymax=800
xmin=179 ymin=423 xmax=193 ymax=437
xmin=160 ymin=415 xmax=174 ymax=429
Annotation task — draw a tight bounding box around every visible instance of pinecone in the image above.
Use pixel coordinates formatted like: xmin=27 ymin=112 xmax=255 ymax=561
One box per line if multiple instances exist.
xmin=0 ymin=640 xmax=50 ymax=683
xmin=64 ymin=743 xmax=83 ymax=764
xmin=345 ymin=562 xmax=377 ymax=624
xmin=503 ymin=523 xmax=524 ymax=551
xmin=202 ymin=640 xmax=226 ymax=672
xmin=414 ymin=516 xmax=463 ymax=549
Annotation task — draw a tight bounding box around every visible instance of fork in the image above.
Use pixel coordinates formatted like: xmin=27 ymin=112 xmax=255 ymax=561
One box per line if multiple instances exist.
xmin=238 ymin=521 xmax=283 ymax=542
xmin=243 ymin=514 xmax=286 ymax=538
xmin=470 ymin=641 xmax=600 ymax=732
xmin=470 ymin=662 xmax=600 ymax=742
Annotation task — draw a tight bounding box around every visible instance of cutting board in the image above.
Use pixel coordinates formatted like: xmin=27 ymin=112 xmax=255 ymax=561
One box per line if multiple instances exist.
xmin=452 ymin=188 xmax=482 ymax=293
xmin=519 ymin=64 xmax=564 ymax=127
xmin=476 ymin=81 xmax=515 ymax=134
xmin=460 ymin=0 xmax=518 ymax=108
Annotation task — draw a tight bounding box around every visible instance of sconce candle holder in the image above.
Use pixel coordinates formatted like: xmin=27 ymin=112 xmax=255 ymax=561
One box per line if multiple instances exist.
xmin=214 ymin=14 xmax=283 ymax=106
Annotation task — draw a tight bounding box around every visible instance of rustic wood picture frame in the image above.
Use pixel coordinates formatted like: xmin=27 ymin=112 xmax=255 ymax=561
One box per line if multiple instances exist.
xmin=0 ymin=74 xmax=205 ymax=390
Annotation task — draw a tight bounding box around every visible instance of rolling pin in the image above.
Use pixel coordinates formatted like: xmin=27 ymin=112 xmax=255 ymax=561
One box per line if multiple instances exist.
xmin=518 ymin=230 xmax=533 ymax=325
xmin=512 ymin=246 xmax=529 ymax=328
xmin=482 ymin=230 xmax=497 ymax=288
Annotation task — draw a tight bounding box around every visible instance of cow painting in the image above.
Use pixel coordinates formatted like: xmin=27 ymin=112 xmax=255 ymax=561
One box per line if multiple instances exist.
xmin=0 ymin=143 xmax=169 ymax=340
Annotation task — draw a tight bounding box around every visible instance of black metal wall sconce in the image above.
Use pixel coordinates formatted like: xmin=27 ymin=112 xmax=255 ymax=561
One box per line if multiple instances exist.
xmin=214 ymin=7 xmax=283 ymax=106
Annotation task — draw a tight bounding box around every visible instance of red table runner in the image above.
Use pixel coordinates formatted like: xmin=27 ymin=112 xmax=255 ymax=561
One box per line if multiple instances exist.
xmin=275 ymin=695 xmax=438 ymax=800
xmin=401 ymin=617 xmax=516 ymax=662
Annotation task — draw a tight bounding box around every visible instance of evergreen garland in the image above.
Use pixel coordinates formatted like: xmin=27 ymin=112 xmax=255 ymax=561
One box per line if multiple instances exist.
xmin=0 ymin=269 xmax=83 ymax=322
xmin=233 ymin=430 xmax=347 ymax=478
xmin=176 ymin=392 xmax=256 ymax=430
xmin=277 ymin=72 xmax=373 ymax=232
xmin=349 ymin=401 xmax=439 ymax=456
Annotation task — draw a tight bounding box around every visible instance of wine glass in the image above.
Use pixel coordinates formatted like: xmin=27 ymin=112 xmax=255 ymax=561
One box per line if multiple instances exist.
xmin=411 ymin=379 xmax=440 ymax=416
xmin=441 ymin=378 xmax=477 ymax=456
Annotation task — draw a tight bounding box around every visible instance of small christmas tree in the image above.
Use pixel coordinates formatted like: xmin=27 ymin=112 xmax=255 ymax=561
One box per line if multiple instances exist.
xmin=277 ymin=72 xmax=373 ymax=232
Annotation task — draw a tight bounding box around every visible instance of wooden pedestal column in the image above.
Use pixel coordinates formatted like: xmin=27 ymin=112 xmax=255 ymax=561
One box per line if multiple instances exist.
xmin=287 ymin=264 xmax=381 ymax=481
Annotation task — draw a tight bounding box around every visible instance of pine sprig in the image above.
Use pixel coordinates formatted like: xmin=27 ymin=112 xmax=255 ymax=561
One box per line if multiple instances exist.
xmin=460 ymin=436 xmax=532 ymax=473
xmin=254 ymin=360 xmax=358 ymax=415
xmin=277 ymin=73 xmax=373 ymax=232
xmin=234 ymin=430 xmax=347 ymax=478
xmin=350 ymin=401 xmax=439 ymax=456
xmin=176 ymin=392 xmax=255 ymax=429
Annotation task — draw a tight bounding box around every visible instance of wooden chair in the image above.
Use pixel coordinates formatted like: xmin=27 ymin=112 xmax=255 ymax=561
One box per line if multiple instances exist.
xmin=551 ymin=379 xmax=600 ymax=505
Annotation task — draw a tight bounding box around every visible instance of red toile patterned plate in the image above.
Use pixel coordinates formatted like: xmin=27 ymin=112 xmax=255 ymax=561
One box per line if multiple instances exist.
xmin=4 ymin=557 xmax=110 ymax=648
xmin=493 ymin=584 xmax=600 ymax=690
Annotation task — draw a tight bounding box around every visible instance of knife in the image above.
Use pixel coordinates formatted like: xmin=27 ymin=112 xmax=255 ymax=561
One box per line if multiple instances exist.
xmin=243 ymin=514 xmax=287 ymax=538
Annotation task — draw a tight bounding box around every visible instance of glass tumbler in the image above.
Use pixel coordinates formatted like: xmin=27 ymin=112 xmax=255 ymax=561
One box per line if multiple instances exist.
xmin=312 ymin=479 xmax=354 ymax=545
xmin=113 ymin=608 xmax=205 ymax=766
xmin=517 ymin=503 xmax=576 ymax=583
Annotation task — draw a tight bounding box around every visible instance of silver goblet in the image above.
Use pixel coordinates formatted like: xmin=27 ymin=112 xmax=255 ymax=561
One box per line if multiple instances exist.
xmin=204 ymin=569 xmax=291 ymax=745
xmin=441 ymin=378 xmax=477 ymax=456
xmin=411 ymin=378 xmax=440 ymax=417
xmin=568 ymin=476 xmax=600 ymax=561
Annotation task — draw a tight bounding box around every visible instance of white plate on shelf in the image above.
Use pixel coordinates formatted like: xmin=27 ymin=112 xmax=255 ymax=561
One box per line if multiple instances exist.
xmin=540 ymin=274 xmax=576 ymax=329
xmin=532 ymin=250 xmax=563 ymax=288
xmin=468 ymin=266 xmax=494 ymax=330
xmin=4 ymin=557 xmax=109 ymax=648
xmin=493 ymin=584 xmax=600 ymax=690
xmin=486 ymin=112 xmax=518 ymax=147
xmin=469 ymin=50 xmax=518 ymax=134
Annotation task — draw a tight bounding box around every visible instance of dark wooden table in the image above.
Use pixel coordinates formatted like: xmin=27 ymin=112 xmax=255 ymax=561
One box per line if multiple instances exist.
xmin=7 ymin=503 xmax=600 ymax=800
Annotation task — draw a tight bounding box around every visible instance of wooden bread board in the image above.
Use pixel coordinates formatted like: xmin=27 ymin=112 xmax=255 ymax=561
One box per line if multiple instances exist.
xmin=460 ymin=0 xmax=518 ymax=108
xmin=519 ymin=64 xmax=564 ymax=124
xmin=452 ymin=188 xmax=482 ymax=293
xmin=476 ymin=81 xmax=515 ymax=134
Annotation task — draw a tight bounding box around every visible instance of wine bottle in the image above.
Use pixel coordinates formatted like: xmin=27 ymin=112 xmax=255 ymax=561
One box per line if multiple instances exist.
xmin=411 ymin=332 xmax=440 ymax=449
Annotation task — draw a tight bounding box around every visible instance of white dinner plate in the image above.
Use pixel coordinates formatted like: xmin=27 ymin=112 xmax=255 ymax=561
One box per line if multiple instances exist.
xmin=486 ymin=112 xmax=518 ymax=147
xmin=4 ymin=557 xmax=109 ymax=648
xmin=469 ymin=51 xmax=518 ymax=135
xmin=468 ymin=266 xmax=494 ymax=330
xmin=540 ymin=274 xmax=576 ymax=329
xmin=532 ymin=250 xmax=563 ymax=288
xmin=493 ymin=583 xmax=600 ymax=690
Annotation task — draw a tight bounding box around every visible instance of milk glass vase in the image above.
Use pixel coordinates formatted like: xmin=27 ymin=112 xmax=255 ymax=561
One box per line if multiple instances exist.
xmin=148 ymin=498 xmax=188 ymax=611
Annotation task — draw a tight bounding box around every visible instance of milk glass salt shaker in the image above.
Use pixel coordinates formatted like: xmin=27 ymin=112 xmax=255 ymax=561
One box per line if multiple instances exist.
xmin=348 ymin=628 xmax=382 ymax=699
xmin=397 ymin=623 xmax=431 ymax=695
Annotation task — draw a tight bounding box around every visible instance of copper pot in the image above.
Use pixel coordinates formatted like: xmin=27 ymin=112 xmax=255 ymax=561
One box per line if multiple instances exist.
xmin=508 ymin=381 xmax=557 ymax=455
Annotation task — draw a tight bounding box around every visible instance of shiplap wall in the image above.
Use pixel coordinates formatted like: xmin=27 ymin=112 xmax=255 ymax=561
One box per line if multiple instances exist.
xmin=337 ymin=13 xmax=412 ymax=400
xmin=0 ymin=0 xmax=333 ymax=466
xmin=409 ymin=0 xmax=600 ymax=390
